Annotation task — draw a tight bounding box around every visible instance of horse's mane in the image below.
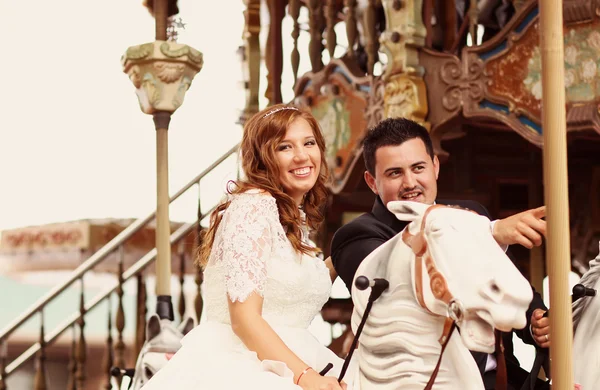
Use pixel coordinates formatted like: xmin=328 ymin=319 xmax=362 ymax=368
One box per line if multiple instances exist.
xmin=572 ymin=241 xmax=600 ymax=333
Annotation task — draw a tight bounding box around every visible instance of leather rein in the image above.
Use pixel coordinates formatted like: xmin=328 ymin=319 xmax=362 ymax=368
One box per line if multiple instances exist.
xmin=401 ymin=204 xmax=506 ymax=390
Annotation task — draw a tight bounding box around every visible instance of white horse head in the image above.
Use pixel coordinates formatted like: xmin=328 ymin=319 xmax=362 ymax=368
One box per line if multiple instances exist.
xmin=351 ymin=201 xmax=533 ymax=390
xmin=130 ymin=314 xmax=195 ymax=389
xmin=572 ymin=241 xmax=600 ymax=389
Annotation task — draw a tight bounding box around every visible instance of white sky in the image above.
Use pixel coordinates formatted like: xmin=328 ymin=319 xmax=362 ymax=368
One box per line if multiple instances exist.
xmin=0 ymin=0 xmax=254 ymax=231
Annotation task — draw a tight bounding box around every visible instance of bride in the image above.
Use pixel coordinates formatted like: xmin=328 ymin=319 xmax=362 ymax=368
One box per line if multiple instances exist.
xmin=142 ymin=104 xmax=352 ymax=390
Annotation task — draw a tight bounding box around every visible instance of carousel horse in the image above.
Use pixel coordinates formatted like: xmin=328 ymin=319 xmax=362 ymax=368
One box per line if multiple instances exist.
xmin=572 ymin=241 xmax=600 ymax=390
xmin=350 ymin=201 xmax=533 ymax=390
xmin=126 ymin=314 xmax=195 ymax=389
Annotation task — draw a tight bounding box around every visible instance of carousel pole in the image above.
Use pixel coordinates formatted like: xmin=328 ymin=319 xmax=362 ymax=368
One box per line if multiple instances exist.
xmin=538 ymin=1 xmax=574 ymax=389
xmin=122 ymin=0 xmax=203 ymax=320
xmin=152 ymin=0 xmax=174 ymax=321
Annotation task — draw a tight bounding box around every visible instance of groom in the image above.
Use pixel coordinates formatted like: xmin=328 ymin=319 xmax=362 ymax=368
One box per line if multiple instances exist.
xmin=330 ymin=118 xmax=550 ymax=389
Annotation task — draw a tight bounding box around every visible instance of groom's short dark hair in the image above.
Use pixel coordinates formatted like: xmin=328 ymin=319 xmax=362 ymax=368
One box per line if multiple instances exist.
xmin=362 ymin=117 xmax=434 ymax=176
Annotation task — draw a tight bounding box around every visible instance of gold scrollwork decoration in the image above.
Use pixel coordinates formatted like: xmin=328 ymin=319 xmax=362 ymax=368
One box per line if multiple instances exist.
xmin=366 ymin=77 xmax=385 ymax=130
xmin=380 ymin=0 xmax=427 ymax=80
xmin=384 ymin=75 xmax=429 ymax=127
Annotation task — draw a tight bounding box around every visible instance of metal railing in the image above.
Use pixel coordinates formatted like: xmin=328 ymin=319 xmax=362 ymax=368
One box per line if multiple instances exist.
xmin=0 ymin=143 xmax=239 ymax=384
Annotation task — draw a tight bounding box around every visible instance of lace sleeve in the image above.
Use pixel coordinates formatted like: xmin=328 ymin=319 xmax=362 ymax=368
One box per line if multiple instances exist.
xmin=218 ymin=193 xmax=276 ymax=303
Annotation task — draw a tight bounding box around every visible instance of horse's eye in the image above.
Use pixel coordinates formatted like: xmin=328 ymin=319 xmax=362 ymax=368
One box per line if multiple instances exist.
xmin=429 ymin=222 xmax=442 ymax=233
xmin=145 ymin=366 xmax=154 ymax=379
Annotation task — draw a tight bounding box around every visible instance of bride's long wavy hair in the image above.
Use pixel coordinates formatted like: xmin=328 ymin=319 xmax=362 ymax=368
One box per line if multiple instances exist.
xmin=196 ymin=104 xmax=330 ymax=269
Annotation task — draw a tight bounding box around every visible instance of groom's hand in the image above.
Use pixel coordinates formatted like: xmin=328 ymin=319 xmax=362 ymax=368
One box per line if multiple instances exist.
xmin=492 ymin=206 xmax=546 ymax=249
xmin=531 ymin=309 xmax=550 ymax=348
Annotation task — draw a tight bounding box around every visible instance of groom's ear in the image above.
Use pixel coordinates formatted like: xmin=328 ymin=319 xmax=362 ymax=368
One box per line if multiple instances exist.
xmin=364 ymin=171 xmax=378 ymax=195
xmin=387 ymin=201 xmax=429 ymax=222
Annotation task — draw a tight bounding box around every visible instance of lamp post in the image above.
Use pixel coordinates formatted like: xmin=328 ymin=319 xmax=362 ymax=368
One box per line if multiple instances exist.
xmin=121 ymin=0 xmax=203 ymax=320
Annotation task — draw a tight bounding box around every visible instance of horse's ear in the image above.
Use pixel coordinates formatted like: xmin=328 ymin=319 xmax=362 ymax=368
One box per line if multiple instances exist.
xmin=178 ymin=316 xmax=195 ymax=336
xmin=387 ymin=201 xmax=429 ymax=222
xmin=146 ymin=314 xmax=162 ymax=341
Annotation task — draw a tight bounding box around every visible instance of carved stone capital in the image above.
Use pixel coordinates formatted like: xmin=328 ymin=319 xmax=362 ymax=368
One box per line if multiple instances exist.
xmin=380 ymin=0 xmax=427 ymax=80
xmin=121 ymin=41 xmax=203 ymax=115
xmin=383 ymin=74 xmax=429 ymax=129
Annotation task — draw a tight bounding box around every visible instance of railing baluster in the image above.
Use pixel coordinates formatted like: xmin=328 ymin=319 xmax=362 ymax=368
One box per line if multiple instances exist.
xmin=289 ymin=0 xmax=301 ymax=84
xmin=195 ymin=198 xmax=205 ymax=327
xmin=468 ymin=0 xmax=479 ymax=45
xmin=75 ymin=278 xmax=87 ymax=390
xmin=345 ymin=0 xmax=357 ymax=58
xmin=364 ymin=0 xmax=379 ymax=75
xmin=241 ymin=0 xmax=261 ymax=122
xmin=0 ymin=338 xmax=7 ymax=390
xmin=265 ymin=0 xmax=285 ymax=105
xmin=33 ymin=312 xmax=47 ymax=390
xmin=135 ymin=272 xmax=147 ymax=358
xmin=194 ymin=267 xmax=204 ymax=324
xmin=115 ymin=246 xmax=126 ymax=387
xmin=66 ymin=325 xmax=76 ymax=390
xmin=424 ymin=0 xmax=434 ymax=48
xmin=308 ymin=0 xmax=324 ymax=72
xmin=178 ymin=242 xmax=187 ymax=320
xmin=325 ymin=0 xmax=337 ymax=58
xmin=103 ymin=297 xmax=114 ymax=390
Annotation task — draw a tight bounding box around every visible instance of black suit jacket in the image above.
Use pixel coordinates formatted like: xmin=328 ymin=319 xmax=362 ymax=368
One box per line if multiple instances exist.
xmin=330 ymin=197 xmax=548 ymax=385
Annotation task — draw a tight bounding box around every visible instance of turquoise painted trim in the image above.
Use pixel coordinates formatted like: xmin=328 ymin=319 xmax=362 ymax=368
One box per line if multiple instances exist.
xmin=518 ymin=115 xmax=542 ymax=135
xmin=516 ymin=7 xmax=539 ymax=34
xmin=480 ymin=99 xmax=510 ymax=114
xmin=479 ymin=40 xmax=508 ymax=60
xmin=479 ymin=100 xmax=542 ymax=135
xmin=479 ymin=7 xmax=538 ymax=61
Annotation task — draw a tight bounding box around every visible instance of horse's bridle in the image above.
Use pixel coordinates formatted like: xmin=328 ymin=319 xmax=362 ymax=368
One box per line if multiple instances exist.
xmin=402 ymin=204 xmax=463 ymax=317
xmin=401 ymin=204 xmax=506 ymax=390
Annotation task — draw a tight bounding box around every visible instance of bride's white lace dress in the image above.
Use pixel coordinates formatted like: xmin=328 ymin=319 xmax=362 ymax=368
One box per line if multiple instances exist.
xmin=142 ymin=190 xmax=354 ymax=389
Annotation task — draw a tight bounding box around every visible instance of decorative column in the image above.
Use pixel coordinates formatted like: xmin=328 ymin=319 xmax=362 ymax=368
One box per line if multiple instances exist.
xmin=379 ymin=0 xmax=429 ymax=127
xmin=121 ymin=0 xmax=203 ymax=320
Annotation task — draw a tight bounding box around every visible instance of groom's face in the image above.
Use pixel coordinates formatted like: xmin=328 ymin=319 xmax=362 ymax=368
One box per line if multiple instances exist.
xmin=364 ymin=138 xmax=440 ymax=207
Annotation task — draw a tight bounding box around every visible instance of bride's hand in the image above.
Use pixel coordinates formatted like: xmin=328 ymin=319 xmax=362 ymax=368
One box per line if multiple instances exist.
xmin=297 ymin=369 xmax=347 ymax=390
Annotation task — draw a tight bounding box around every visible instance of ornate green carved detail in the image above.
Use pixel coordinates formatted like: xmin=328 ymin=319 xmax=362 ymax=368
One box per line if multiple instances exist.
xmin=142 ymin=73 xmax=162 ymax=106
xmin=159 ymin=42 xmax=204 ymax=65
xmin=172 ymin=77 xmax=192 ymax=109
xmin=124 ymin=43 xmax=153 ymax=60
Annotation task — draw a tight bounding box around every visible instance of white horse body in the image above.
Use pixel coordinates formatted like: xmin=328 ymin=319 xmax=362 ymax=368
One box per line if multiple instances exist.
xmin=130 ymin=314 xmax=195 ymax=389
xmin=351 ymin=201 xmax=533 ymax=390
xmin=572 ymin=241 xmax=600 ymax=389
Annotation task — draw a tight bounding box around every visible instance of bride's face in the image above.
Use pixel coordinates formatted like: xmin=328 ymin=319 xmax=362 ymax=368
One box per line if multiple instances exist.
xmin=274 ymin=117 xmax=321 ymax=205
